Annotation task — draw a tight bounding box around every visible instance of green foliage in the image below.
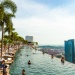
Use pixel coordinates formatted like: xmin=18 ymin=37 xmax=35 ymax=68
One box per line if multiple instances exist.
xmin=0 ymin=0 xmax=17 ymax=58
xmin=1 ymin=0 xmax=17 ymax=14
xmin=36 ymin=42 xmax=38 ymax=45
xmin=0 ymin=0 xmax=17 ymax=27
xmin=0 ymin=0 xmax=27 ymax=47
xmin=0 ymin=4 xmax=4 ymax=23
xmin=3 ymin=38 xmax=8 ymax=45
xmin=4 ymin=35 xmax=13 ymax=44
xmin=23 ymin=40 xmax=28 ymax=44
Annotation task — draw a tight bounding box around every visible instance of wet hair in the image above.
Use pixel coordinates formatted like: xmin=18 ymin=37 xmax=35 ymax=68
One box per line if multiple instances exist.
xmin=23 ymin=69 xmax=25 ymax=71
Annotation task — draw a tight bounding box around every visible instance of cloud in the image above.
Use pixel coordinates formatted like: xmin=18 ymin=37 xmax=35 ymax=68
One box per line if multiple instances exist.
xmin=12 ymin=0 xmax=75 ymax=45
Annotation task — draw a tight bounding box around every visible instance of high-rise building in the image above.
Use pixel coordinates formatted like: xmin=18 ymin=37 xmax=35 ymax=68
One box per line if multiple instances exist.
xmin=25 ymin=36 xmax=33 ymax=42
xmin=64 ymin=39 xmax=75 ymax=63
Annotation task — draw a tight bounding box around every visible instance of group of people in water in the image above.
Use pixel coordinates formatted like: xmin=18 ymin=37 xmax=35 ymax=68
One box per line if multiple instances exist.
xmin=21 ymin=51 xmax=65 ymax=75
xmin=51 ymin=54 xmax=65 ymax=64
xmin=22 ymin=60 xmax=31 ymax=75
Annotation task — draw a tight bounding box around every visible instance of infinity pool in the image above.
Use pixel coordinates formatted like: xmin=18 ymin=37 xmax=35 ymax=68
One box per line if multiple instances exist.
xmin=10 ymin=46 xmax=75 ymax=75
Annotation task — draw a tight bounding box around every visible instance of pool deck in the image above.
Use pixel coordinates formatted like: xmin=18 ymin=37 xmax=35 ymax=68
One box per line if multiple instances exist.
xmin=0 ymin=68 xmax=10 ymax=75
xmin=0 ymin=44 xmax=24 ymax=75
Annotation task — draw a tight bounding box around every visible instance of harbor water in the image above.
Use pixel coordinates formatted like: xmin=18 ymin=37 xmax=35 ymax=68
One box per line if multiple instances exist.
xmin=10 ymin=46 xmax=75 ymax=75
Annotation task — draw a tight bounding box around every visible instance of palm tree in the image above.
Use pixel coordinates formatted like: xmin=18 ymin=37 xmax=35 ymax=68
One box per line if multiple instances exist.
xmin=4 ymin=13 xmax=16 ymax=53
xmin=4 ymin=19 xmax=15 ymax=39
xmin=11 ymin=31 xmax=18 ymax=41
xmin=0 ymin=0 xmax=17 ymax=58
xmin=0 ymin=4 xmax=4 ymax=22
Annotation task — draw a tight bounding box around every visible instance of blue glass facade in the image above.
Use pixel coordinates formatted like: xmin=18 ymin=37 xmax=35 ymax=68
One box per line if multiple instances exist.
xmin=65 ymin=39 xmax=75 ymax=63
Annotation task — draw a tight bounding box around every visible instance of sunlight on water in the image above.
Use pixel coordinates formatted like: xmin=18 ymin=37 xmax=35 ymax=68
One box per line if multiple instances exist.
xmin=10 ymin=46 xmax=75 ymax=75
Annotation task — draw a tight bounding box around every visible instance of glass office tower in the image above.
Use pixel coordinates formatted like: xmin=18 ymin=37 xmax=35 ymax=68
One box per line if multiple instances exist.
xmin=65 ymin=39 xmax=75 ymax=63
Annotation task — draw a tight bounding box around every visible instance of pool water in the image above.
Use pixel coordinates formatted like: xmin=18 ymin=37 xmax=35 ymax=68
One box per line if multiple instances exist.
xmin=10 ymin=46 xmax=75 ymax=75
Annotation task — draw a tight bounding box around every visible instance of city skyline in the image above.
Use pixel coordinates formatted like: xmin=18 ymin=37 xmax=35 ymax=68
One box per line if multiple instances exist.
xmin=2 ymin=0 xmax=75 ymax=45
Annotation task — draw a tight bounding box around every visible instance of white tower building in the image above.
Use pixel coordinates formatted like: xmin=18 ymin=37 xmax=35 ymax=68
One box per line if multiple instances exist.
xmin=25 ymin=36 xmax=33 ymax=42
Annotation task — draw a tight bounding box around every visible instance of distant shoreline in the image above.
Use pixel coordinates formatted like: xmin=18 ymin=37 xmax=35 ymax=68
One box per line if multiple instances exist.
xmin=38 ymin=45 xmax=64 ymax=58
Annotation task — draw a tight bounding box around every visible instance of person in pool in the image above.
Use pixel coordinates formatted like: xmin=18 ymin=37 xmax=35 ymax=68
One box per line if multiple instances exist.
xmin=51 ymin=54 xmax=54 ymax=59
xmin=28 ymin=60 xmax=31 ymax=65
xmin=22 ymin=69 xmax=25 ymax=75
xmin=61 ymin=56 xmax=65 ymax=64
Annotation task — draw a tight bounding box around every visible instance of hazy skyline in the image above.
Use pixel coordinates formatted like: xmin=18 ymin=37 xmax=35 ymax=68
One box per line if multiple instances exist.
xmin=3 ymin=0 xmax=75 ymax=45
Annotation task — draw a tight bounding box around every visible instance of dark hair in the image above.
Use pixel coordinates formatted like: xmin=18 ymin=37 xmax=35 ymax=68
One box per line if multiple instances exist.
xmin=4 ymin=65 xmax=7 ymax=68
xmin=2 ymin=60 xmax=5 ymax=63
xmin=22 ymin=69 xmax=25 ymax=72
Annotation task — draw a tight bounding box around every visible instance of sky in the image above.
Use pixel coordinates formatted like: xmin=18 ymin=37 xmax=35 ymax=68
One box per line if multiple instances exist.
xmin=3 ymin=0 xmax=75 ymax=45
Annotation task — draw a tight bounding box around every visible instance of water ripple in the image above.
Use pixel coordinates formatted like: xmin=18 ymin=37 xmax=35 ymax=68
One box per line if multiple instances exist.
xmin=10 ymin=46 xmax=75 ymax=75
